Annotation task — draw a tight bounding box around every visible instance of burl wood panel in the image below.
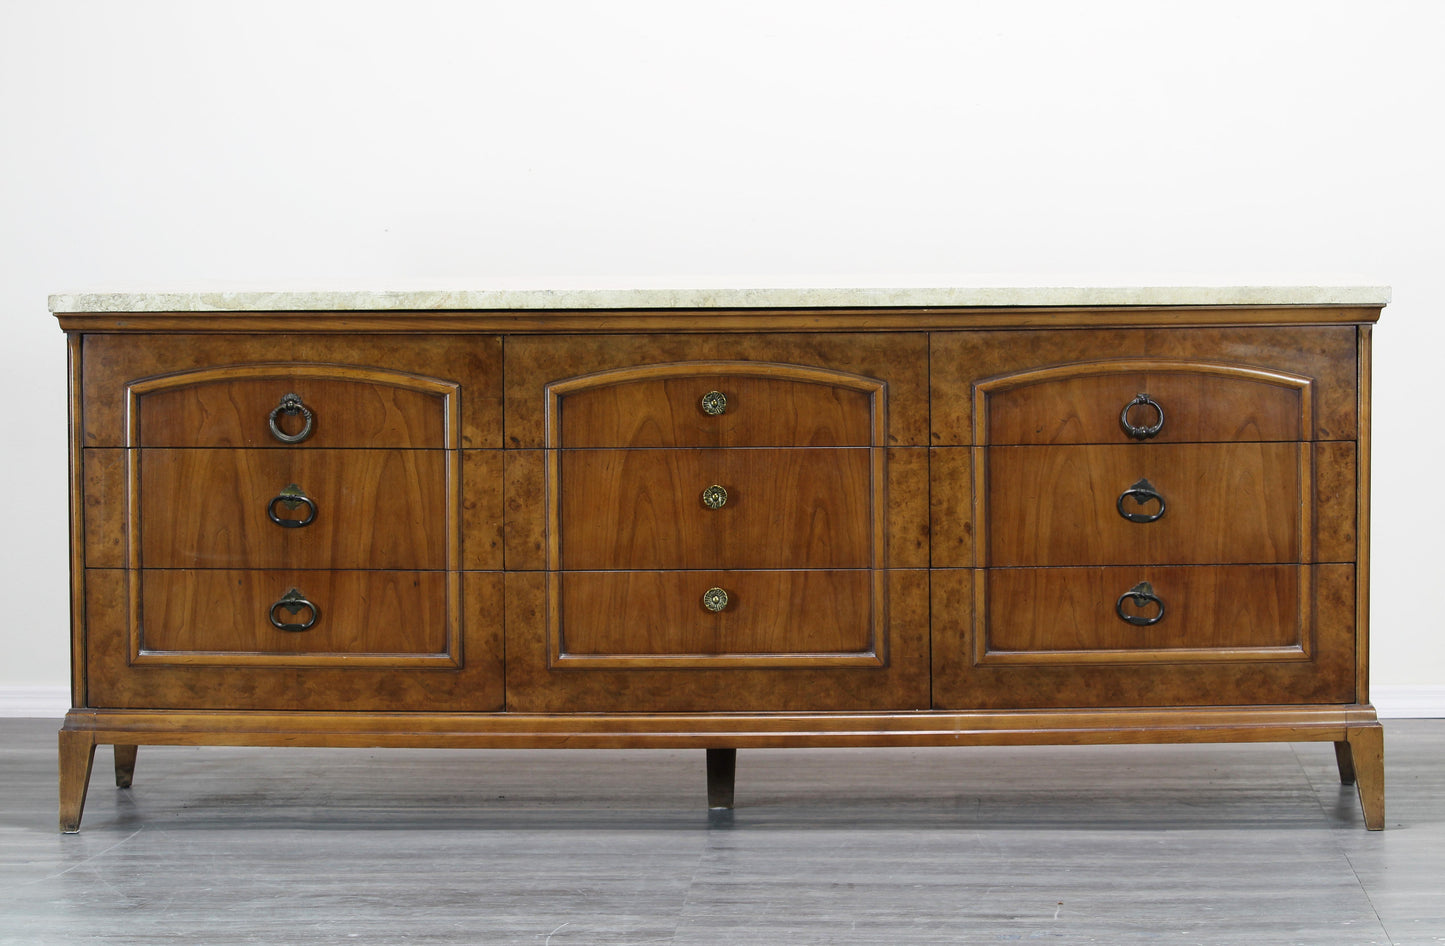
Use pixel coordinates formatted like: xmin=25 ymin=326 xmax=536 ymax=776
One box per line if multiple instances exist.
xmin=139 ymin=569 xmax=449 ymax=656
xmin=139 ymin=449 xmax=449 ymax=569
xmin=82 ymin=334 xmax=503 ymax=448
xmin=556 ymin=373 xmax=876 ymax=447
xmin=506 ymin=333 xmax=929 ymax=447
xmin=557 ymin=570 xmax=874 ymax=660
xmin=506 ymin=569 xmax=930 ymax=713
xmin=984 ymin=565 xmax=1302 ymax=655
xmin=984 ymin=370 xmax=1305 ymax=445
xmin=558 ymin=448 xmax=873 ymax=570
xmin=931 ymin=326 xmax=1357 ymax=445
xmin=930 ymin=563 xmax=1356 ymax=709
xmin=84 ymin=569 xmax=505 ymax=711
xmin=985 ymin=442 xmax=1303 ymax=566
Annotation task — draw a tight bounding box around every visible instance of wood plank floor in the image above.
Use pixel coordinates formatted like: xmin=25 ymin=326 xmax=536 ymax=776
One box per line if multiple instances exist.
xmin=2 ymin=717 xmax=1442 ymax=945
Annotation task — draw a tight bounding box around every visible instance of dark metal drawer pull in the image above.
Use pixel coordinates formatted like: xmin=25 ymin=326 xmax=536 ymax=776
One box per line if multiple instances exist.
xmin=1117 ymin=478 xmax=1165 ymax=523
xmin=1116 ymin=581 xmax=1164 ymax=626
xmin=1120 ymin=393 xmax=1164 ymax=440
xmin=268 ymin=393 xmax=314 ymax=444
xmin=267 ymin=483 xmax=317 ymax=528
xmin=269 ymin=588 xmax=318 ymax=631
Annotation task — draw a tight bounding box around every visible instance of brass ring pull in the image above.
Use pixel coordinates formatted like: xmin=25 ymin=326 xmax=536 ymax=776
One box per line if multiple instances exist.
xmin=701 ymin=485 xmax=728 ymax=510
xmin=700 ymin=390 xmax=728 ymax=416
xmin=267 ymin=483 xmax=317 ymax=528
xmin=702 ymin=587 xmax=729 ymax=612
xmin=1120 ymin=393 xmax=1164 ymax=440
xmin=268 ymin=393 xmax=314 ymax=444
xmin=1117 ymin=478 xmax=1165 ymax=523
xmin=1116 ymin=581 xmax=1164 ymax=626
xmin=269 ymin=588 xmax=318 ymax=631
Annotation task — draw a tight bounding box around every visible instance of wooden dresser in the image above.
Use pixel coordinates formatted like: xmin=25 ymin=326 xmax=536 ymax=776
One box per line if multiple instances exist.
xmin=53 ymin=286 xmax=1388 ymax=830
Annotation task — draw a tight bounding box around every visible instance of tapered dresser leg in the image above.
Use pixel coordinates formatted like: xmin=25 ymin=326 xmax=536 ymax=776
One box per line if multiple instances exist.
xmin=1333 ymin=740 xmax=1357 ymax=784
xmin=1345 ymin=725 xmax=1385 ymax=830
xmin=114 ymin=745 xmax=138 ymax=789
xmin=706 ymin=748 xmax=737 ymax=809
xmin=58 ymin=730 xmax=97 ymax=834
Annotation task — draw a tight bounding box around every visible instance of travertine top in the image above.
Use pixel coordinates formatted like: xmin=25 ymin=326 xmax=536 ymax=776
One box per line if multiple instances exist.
xmin=48 ymin=285 xmax=1391 ymax=313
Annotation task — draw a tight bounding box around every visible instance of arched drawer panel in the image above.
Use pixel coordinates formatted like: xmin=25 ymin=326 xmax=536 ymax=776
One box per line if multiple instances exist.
xmin=977 ymin=360 xmax=1313 ymax=445
xmin=128 ymin=364 xmax=459 ymax=448
xmin=546 ymin=361 xmax=884 ymax=448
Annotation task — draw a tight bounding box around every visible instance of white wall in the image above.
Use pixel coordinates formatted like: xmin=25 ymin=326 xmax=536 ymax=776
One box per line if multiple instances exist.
xmin=2 ymin=2 xmax=1441 ymax=708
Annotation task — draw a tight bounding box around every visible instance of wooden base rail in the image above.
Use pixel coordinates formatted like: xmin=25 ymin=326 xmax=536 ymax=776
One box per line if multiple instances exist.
xmin=60 ymin=706 xmax=1384 ymax=832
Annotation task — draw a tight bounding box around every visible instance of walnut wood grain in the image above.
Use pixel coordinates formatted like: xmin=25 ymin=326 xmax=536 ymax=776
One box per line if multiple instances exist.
xmin=555 ymin=569 xmax=877 ymax=665
xmin=931 ymin=325 xmax=1357 ymax=445
xmin=981 ymin=363 xmax=1308 ymax=445
xmin=138 ymin=449 xmax=449 ymax=569
xmin=81 ymin=334 xmax=503 ymax=448
xmin=552 ymin=366 xmax=879 ymax=448
xmin=558 ymin=448 xmax=874 ymax=570
xmin=137 ymin=569 xmax=451 ymax=659
xmin=506 ymin=569 xmax=930 ymax=713
xmin=982 ymin=564 xmax=1303 ymax=658
xmin=983 ymin=442 xmax=1306 ymax=566
xmin=84 ymin=568 xmax=505 ymax=711
xmin=506 ymin=333 xmax=929 ymax=448
xmin=132 ymin=373 xmax=453 ymax=449
xmin=931 ymin=563 xmax=1356 ymax=709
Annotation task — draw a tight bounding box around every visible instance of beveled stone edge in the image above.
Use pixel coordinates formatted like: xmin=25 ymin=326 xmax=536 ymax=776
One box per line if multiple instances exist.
xmin=49 ymin=285 xmax=1392 ymax=313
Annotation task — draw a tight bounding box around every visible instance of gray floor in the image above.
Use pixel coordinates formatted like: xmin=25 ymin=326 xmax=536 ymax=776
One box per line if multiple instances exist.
xmin=2 ymin=719 xmax=1442 ymax=945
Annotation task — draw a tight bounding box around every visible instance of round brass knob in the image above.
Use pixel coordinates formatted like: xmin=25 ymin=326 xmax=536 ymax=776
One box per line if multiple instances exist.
xmin=700 ymin=390 xmax=728 ymax=416
xmin=701 ymin=484 xmax=728 ymax=509
xmin=702 ymin=587 xmax=729 ymax=612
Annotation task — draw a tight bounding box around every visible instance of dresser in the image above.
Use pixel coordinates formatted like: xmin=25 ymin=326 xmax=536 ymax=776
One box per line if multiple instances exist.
xmin=53 ymin=286 xmax=1387 ymax=830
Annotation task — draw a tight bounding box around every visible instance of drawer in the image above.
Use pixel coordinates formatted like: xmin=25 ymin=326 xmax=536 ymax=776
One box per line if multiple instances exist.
xmin=133 ymin=374 xmax=451 ymax=448
xmin=930 ymin=325 xmax=1359 ymax=446
xmin=554 ymin=569 xmax=878 ymax=665
xmin=139 ymin=449 xmax=448 ymax=569
xmin=552 ymin=370 xmax=878 ymax=447
xmin=981 ymin=565 xmax=1304 ymax=661
xmin=558 ymin=448 xmax=875 ymax=570
xmin=982 ymin=366 xmax=1310 ymax=445
xmin=82 ymin=334 xmax=503 ymax=449
xmin=138 ymin=569 xmax=449 ymax=659
xmin=507 ymin=334 xmax=929 ymax=449
xmin=985 ymin=442 xmax=1306 ymax=566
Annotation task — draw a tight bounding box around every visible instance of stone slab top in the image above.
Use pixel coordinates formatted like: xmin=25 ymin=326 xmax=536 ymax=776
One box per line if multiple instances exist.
xmin=49 ymin=284 xmax=1392 ymax=313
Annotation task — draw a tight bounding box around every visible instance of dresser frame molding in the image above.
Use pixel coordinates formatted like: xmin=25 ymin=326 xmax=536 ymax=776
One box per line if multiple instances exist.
xmin=55 ymin=297 xmax=1386 ymax=831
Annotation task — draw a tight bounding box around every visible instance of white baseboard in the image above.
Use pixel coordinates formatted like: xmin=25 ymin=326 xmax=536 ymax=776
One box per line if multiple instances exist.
xmin=0 ymin=686 xmax=69 ymax=718
xmin=2 ymin=684 xmax=1441 ymax=720
xmin=1372 ymin=685 xmax=1445 ymax=719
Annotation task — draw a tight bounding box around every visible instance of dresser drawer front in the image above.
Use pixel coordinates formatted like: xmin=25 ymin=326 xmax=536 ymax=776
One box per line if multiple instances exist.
xmin=982 ymin=365 xmax=1309 ymax=445
xmin=558 ymin=448 xmax=875 ymax=570
xmin=982 ymin=565 xmax=1303 ymax=662
xmin=553 ymin=371 xmax=877 ymax=448
xmin=133 ymin=373 xmax=453 ymax=448
xmin=137 ymin=569 xmax=451 ymax=662
xmin=985 ymin=442 xmax=1307 ymax=566
xmin=554 ymin=569 xmax=879 ymax=667
xmin=139 ymin=449 xmax=449 ymax=569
